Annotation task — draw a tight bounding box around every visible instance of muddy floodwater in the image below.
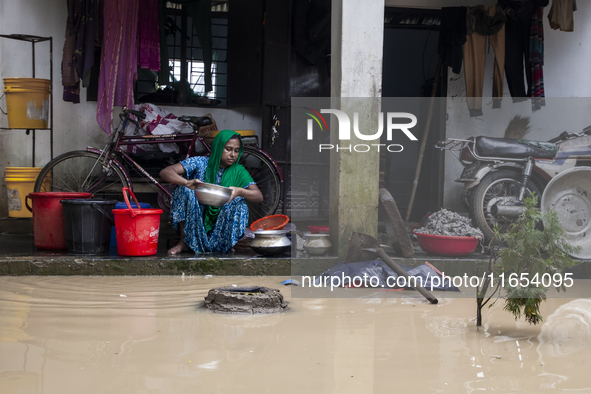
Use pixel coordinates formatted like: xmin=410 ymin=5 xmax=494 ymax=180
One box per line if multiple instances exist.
xmin=1 ymin=276 xmax=591 ymax=393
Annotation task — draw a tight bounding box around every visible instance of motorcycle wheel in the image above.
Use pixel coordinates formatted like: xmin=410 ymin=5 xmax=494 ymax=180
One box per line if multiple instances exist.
xmin=469 ymin=169 xmax=541 ymax=244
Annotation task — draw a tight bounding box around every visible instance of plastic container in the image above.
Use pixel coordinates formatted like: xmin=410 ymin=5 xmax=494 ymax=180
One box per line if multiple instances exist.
xmin=112 ymin=187 xmax=163 ymax=256
xmin=3 ymin=78 xmax=50 ymax=128
xmin=61 ymin=199 xmax=117 ymax=254
xmin=5 ymin=167 xmax=48 ymax=218
xmin=109 ymin=202 xmax=151 ymax=252
xmin=25 ymin=192 xmax=93 ymax=249
xmin=250 ymin=214 xmax=290 ymax=231
xmin=413 ymin=231 xmax=479 ymax=256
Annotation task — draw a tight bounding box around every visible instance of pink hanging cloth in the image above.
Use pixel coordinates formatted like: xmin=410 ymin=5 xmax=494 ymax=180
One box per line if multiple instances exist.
xmin=96 ymin=0 xmax=140 ymax=134
xmin=137 ymin=0 xmax=160 ymax=71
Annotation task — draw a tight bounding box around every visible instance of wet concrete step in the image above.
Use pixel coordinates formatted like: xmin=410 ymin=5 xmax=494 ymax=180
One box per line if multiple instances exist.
xmin=0 ymin=217 xmax=32 ymax=234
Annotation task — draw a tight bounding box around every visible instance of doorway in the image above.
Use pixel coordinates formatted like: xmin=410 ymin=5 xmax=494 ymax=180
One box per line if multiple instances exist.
xmin=382 ymin=7 xmax=446 ymax=222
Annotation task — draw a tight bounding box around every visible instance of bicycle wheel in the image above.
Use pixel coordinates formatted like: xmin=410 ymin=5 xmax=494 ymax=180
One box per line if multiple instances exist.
xmin=34 ymin=150 xmax=130 ymax=200
xmin=240 ymin=147 xmax=281 ymax=223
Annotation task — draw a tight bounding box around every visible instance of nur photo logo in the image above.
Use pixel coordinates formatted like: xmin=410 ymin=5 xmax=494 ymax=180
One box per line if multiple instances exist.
xmin=304 ymin=108 xmax=419 ymax=153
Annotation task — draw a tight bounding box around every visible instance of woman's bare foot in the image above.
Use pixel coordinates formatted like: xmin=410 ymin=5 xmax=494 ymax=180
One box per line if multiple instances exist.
xmin=168 ymin=240 xmax=191 ymax=256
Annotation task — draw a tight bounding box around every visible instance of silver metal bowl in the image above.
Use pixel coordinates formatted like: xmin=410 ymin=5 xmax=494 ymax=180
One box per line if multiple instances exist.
xmin=195 ymin=182 xmax=232 ymax=207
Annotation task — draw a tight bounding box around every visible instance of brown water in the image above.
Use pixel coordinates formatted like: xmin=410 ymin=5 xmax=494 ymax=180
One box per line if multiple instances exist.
xmin=1 ymin=276 xmax=591 ymax=393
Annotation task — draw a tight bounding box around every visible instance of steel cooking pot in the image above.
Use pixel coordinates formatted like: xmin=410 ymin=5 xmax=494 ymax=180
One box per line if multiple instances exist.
xmin=250 ymin=230 xmax=291 ymax=256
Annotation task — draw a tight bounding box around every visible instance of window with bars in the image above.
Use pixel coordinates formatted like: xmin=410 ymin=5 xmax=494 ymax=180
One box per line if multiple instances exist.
xmin=136 ymin=4 xmax=228 ymax=107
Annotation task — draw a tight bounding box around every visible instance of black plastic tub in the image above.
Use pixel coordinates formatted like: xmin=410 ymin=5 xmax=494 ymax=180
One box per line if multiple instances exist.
xmin=61 ymin=199 xmax=117 ymax=254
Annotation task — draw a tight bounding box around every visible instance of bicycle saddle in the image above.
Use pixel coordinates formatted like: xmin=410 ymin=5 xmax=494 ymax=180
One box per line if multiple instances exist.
xmin=177 ymin=116 xmax=212 ymax=127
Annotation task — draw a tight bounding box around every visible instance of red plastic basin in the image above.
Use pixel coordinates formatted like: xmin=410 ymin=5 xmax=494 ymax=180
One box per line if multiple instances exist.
xmin=250 ymin=214 xmax=289 ymax=232
xmin=413 ymin=230 xmax=479 ymax=256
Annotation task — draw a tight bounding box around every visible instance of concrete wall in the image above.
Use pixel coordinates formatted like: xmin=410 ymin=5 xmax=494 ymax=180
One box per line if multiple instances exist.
xmin=0 ymin=0 xmax=262 ymax=216
xmin=2 ymin=0 xmax=589 ymax=217
xmin=443 ymin=1 xmax=591 ymax=212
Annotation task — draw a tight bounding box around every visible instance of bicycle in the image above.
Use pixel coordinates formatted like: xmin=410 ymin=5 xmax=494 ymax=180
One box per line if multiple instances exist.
xmin=33 ymin=109 xmax=283 ymax=224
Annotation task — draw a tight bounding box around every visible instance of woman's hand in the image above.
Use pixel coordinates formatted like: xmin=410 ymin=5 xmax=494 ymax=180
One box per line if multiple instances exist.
xmin=184 ymin=179 xmax=203 ymax=190
xmin=159 ymin=163 xmax=202 ymax=190
xmin=227 ymin=186 xmax=244 ymax=203
xmin=226 ymin=185 xmax=264 ymax=204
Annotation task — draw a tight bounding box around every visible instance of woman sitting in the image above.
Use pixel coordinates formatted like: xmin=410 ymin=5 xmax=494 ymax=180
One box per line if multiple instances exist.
xmin=160 ymin=130 xmax=263 ymax=255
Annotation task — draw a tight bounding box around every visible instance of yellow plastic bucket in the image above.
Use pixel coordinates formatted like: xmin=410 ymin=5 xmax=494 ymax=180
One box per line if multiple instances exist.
xmin=3 ymin=78 xmax=50 ymax=129
xmin=5 ymin=167 xmax=49 ymax=218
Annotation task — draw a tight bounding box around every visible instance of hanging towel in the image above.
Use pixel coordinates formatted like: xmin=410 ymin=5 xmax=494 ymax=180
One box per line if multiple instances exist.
xmin=96 ymin=0 xmax=140 ymax=134
xmin=530 ymin=7 xmax=546 ymax=111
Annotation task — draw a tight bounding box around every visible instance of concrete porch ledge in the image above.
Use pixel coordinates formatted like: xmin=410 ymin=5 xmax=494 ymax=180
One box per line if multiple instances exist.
xmin=0 ymin=253 xmax=490 ymax=277
xmin=0 ymin=255 xmax=298 ymax=276
xmin=1 ymin=232 xmax=590 ymax=277
xmin=2 ymin=255 xmax=591 ymax=277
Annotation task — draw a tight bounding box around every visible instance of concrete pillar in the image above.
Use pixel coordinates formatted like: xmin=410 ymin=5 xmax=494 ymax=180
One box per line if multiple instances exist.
xmin=329 ymin=0 xmax=385 ymax=257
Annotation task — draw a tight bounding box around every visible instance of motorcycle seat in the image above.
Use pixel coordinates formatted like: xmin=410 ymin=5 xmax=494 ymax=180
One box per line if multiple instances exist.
xmin=474 ymin=137 xmax=557 ymax=160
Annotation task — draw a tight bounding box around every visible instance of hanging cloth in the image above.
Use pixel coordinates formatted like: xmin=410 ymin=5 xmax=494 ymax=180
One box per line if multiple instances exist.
xmin=157 ymin=0 xmax=213 ymax=93
xmin=202 ymin=130 xmax=253 ymax=233
xmin=548 ymin=0 xmax=577 ymax=32
xmin=463 ymin=5 xmax=506 ymax=117
xmin=62 ymin=0 xmax=82 ymax=103
xmin=96 ymin=0 xmax=140 ymax=134
xmin=529 ymin=7 xmax=546 ymax=111
xmin=437 ymin=7 xmax=467 ymax=74
xmin=138 ymin=0 xmax=160 ymax=71
xmin=499 ymin=0 xmax=548 ymax=101
xmin=75 ymin=0 xmax=101 ymax=87
xmin=62 ymin=0 xmax=102 ymax=103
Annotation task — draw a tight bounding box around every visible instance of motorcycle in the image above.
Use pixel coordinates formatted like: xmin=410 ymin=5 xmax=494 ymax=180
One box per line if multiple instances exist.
xmin=436 ymin=125 xmax=591 ymax=242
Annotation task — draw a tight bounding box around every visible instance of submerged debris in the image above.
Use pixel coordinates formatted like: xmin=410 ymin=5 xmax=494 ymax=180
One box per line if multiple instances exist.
xmin=204 ymin=286 xmax=288 ymax=314
xmin=416 ymin=209 xmax=483 ymax=238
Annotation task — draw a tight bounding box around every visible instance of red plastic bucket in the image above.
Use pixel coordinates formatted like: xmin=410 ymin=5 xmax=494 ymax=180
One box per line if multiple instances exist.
xmin=112 ymin=187 xmax=163 ymax=256
xmin=26 ymin=192 xmax=93 ymax=249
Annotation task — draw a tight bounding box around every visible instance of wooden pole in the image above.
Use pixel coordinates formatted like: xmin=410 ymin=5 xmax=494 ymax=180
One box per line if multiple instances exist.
xmin=405 ymin=56 xmax=444 ymax=223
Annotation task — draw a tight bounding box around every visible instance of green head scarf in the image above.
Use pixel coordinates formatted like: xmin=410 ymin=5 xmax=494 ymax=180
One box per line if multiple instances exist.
xmin=202 ymin=129 xmax=253 ymax=233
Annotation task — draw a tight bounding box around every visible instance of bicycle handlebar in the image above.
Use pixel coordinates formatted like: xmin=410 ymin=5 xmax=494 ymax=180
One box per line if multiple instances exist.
xmin=118 ymin=109 xmax=146 ymax=130
xmin=124 ymin=109 xmax=146 ymax=119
